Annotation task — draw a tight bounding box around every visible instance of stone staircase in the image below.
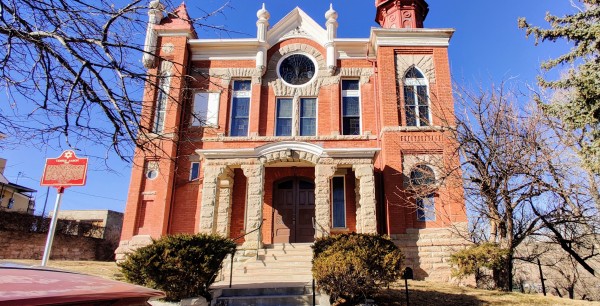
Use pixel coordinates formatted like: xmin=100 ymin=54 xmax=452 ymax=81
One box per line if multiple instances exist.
xmin=212 ymin=243 xmax=322 ymax=305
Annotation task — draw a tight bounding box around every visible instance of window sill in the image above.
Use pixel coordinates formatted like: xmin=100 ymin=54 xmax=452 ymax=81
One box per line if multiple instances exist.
xmin=201 ymin=134 xmax=375 ymax=142
xmin=330 ymin=227 xmax=350 ymax=234
xmin=381 ymin=126 xmax=447 ymax=133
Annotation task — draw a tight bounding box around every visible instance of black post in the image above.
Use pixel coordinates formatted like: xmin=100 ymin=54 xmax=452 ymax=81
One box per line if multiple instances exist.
xmin=404 ymin=278 xmax=410 ymax=306
xmin=229 ymin=252 xmax=234 ymax=288
xmin=402 ymin=267 xmax=413 ymax=306
xmin=537 ymin=258 xmax=546 ymax=296
xmin=312 ymin=278 xmax=316 ymax=306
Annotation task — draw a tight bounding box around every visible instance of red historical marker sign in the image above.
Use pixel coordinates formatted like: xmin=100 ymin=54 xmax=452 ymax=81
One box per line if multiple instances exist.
xmin=41 ymin=150 xmax=88 ymax=188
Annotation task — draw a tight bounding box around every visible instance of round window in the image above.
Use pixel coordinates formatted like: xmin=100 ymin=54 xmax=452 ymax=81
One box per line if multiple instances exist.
xmin=146 ymin=169 xmax=158 ymax=180
xmin=278 ymin=54 xmax=317 ymax=86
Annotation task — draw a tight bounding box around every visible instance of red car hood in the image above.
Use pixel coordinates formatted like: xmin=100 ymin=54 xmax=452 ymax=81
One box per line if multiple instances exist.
xmin=0 ymin=266 xmax=164 ymax=305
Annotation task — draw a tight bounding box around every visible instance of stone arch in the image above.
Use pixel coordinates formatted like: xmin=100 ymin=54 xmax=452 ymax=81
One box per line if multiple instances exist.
xmin=255 ymin=141 xmax=323 ymax=165
xmin=395 ymin=53 xmax=436 ymax=84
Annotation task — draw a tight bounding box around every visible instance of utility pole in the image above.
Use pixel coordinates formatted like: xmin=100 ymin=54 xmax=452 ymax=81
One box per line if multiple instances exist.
xmin=537 ymin=258 xmax=546 ymax=296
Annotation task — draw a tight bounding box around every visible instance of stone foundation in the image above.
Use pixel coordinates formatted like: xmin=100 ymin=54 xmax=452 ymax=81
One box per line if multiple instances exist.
xmin=114 ymin=235 xmax=153 ymax=261
xmin=391 ymin=224 xmax=471 ymax=282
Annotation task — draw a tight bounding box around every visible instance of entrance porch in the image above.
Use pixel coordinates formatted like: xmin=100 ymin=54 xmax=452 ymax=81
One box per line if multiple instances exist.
xmin=196 ymin=141 xmax=380 ymax=249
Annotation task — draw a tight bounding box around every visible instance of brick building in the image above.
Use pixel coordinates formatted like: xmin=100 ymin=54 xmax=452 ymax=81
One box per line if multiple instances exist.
xmin=117 ymin=0 xmax=468 ymax=281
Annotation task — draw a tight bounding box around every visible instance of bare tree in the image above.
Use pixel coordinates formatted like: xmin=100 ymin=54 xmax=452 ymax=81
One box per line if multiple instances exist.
xmin=445 ymin=81 xmax=600 ymax=295
xmin=450 ymin=81 xmax=548 ymax=291
xmin=0 ymin=0 xmax=228 ymax=162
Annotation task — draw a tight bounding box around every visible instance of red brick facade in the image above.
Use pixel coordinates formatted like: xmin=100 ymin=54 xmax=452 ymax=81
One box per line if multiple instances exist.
xmin=117 ymin=1 xmax=468 ymax=281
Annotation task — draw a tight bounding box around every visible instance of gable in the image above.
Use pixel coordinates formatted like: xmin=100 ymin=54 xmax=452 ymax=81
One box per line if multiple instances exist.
xmin=267 ymin=7 xmax=327 ymax=47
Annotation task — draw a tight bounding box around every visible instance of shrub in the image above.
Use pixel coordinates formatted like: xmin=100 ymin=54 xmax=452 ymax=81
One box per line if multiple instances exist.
xmin=312 ymin=233 xmax=404 ymax=304
xmin=449 ymin=242 xmax=509 ymax=288
xmin=118 ymin=233 xmax=236 ymax=302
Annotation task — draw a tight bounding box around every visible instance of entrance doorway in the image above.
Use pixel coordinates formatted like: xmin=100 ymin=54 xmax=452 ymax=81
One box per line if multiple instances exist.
xmin=272 ymin=178 xmax=315 ymax=243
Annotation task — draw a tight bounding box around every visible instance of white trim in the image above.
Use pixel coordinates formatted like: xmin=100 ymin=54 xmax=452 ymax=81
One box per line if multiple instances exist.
xmin=196 ymin=141 xmax=380 ymax=160
xmin=155 ymin=30 xmax=195 ymax=38
xmin=341 ymin=79 xmax=362 ymax=136
xmin=275 ymin=97 xmax=294 ymax=137
xmin=403 ymin=67 xmax=431 ymax=127
xmin=229 ymin=80 xmax=252 ymax=137
xmin=335 ymin=39 xmax=371 ymax=59
xmin=189 ymin=39 xmax=261 ymax=61
xmin=189 ymin=162 xmax=200 ymax=181
xmin=322 ymin=148 xmax=380 ymax=159
xmin=331 ymin=175 xmax=347 ymax=229
xmin=300 ymin=97 xmax=318 ymax=137
xmin=369 ymin=28 xmax=454 ymax=53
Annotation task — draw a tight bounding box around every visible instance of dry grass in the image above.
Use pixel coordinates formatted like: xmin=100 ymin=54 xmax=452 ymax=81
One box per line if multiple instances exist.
xmin=2 ymin=260 xmax=599 ymax=305
xmin=375 ymin=281 xmax=600 ymax=306
xmin=0 ymin=259 xmax=124 ymax=281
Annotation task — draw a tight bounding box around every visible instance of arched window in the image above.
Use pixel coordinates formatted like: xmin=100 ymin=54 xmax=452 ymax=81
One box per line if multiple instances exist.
xmin=403 ymin=67 xmax=430 ymax=127
xmin=409 ymin=164 xmax=436 ymax=187
xmin=409 ymin=164 xmax=436 ymax=221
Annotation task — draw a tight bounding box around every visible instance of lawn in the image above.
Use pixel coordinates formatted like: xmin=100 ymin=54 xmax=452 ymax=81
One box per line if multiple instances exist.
xmin=2 ymin=259 xmax=598 ymax=306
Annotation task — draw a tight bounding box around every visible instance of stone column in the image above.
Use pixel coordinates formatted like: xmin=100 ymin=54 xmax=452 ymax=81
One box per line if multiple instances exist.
xmin=354 ymin=177 xmax=363 ymax=233
xmin=199 ymin=165 xmax=226 ymax=234
xmin=315 ymin=164 xmax=337 ymax=238
xmin=353 ymin=164 xmax=377 ymax=233
xmin=215 ymin=167 xmax=234 ymax=237
xmin=241 ymin=164 xmax=265 ymax=249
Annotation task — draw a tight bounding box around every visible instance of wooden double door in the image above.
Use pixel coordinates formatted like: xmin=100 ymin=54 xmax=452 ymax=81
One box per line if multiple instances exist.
xmin=272 ymin=178 xmax=315 ymax=243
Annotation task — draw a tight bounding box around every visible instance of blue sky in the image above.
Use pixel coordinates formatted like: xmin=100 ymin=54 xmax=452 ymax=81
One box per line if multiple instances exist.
xmin=1 ymin=0 xmax=574 ymax=214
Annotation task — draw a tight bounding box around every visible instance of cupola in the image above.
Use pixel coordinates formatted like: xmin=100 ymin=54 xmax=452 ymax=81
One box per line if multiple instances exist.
xmin=375 ymin=0 xmax=429 ymax=29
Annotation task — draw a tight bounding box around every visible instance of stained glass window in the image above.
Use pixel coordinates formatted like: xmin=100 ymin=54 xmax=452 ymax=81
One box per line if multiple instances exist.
xmin=279 ymin=54 xmax=316 ymax=86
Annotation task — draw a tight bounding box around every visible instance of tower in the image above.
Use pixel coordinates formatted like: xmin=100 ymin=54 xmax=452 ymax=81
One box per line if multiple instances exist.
xmin=375 ymin=0 xmax=429 ymax=29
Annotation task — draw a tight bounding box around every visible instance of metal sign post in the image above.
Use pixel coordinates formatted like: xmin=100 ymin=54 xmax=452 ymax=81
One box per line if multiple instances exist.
xmin=41 ymin=187 xmax=64 ymax=266
xmin=40 ymin=150 xmax=88 ymax=266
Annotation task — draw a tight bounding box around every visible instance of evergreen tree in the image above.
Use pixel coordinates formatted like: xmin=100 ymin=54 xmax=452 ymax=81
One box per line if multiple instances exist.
xmin=519 ymin=1 xmax=600 ymax=173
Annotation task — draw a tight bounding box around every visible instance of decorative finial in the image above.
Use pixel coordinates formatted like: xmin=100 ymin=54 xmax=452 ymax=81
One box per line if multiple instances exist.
xmin=325 ymin=3 xmax=338 ymax=21
xmin=257 ymin=3 xmax=270 ymax=20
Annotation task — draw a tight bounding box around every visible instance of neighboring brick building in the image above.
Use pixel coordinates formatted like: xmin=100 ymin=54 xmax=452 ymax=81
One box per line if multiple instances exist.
xmin=118 ymin=0 xmax=468 ymax=281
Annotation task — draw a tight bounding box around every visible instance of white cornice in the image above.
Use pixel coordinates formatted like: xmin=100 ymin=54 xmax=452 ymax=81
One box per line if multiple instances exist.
xmin=196 ymin=141 xmax=379 ymax=160
xmin=322 ymin=148 xmax=380 ymax=159
xmin=189 ymin=39 xmax=260 ymax=61
xmin=335 ymin=38 xmax=370 ymax=59
xmin=369 ymin=28 xmax=455 ymax=53
xmin=155 ymin=28 xmax=195 ymax=38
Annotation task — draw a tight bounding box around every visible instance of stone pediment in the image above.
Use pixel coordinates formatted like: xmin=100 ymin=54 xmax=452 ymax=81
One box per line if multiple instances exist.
xmin=267 ymin=7 xmax=328 ymax=46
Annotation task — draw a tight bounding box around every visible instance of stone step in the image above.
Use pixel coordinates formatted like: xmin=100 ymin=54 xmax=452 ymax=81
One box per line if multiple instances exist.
xmin=216 ymin=294 xmax=315 ymax=306
xmin=217 ymin=274 xmax=314 ymax=285
xmin=226 ymin=269 xmax=313 ymax=277
xmin=258 ymin=252 xmax=314 ymax=258
xmin=263 ymin=243 xmax=314 ymax=249
xmin=242 ymin=261 xmax=312 ymax=268
xmin=214 ymin=284 xmax=319 ymax=306
xmin=220 ymin=286 xmax=314 ymax=297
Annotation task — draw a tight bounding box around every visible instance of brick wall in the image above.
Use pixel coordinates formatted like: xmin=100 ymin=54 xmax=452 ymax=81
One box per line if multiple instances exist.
xmin=0 ymin=231 xmax=98 ymax=261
